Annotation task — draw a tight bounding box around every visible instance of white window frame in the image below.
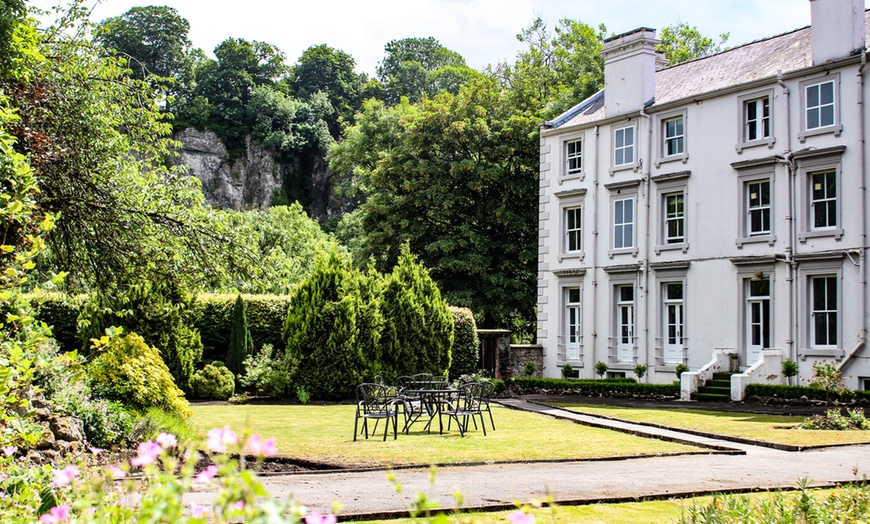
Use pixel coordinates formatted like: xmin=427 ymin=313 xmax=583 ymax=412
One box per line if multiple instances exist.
xmin=661 ymin=280 xmax=686 ymax=366
xmin=556 ymin=189 xmax=586 ymax=261
xmin=796 ymin=149 xmax=844 ymax=242
xmin=798 ymin=258 xmax=843 ymax=359
xmin=733 ymin=262 xmax=776 ymax=367
xmin=564 ymin=205 xmax=582 ymax=255
xmin=655 ymin=109 xmax=688 ymax=166
xmin=561 ymin=284 xmax=584 ymax=363
xmin=799 ymin=74 xmax=842 ymax=141
xmin=565 ymin=138 xmax=583 ymax=177
xmin=612 ymin=281 xmax=637 ymax=365
xmin=736 ymin=89 xmax=775 ymax=152
xmin=810 ymin=275 xmax=838 ymax=349
xmin=606 ymin=181 xmax=640 ymax=257
xmin=611 ymin=123 xmax=637 ymax=172
xmin=613 ymin=197 xmax=635 ymax=251
xmin=652 ymin=173 xmax=689 ymax=254
xmin=746 ymin=179 xmax=772 ymax=237
xmin=734 ymin=163 xmax=776 ymax=248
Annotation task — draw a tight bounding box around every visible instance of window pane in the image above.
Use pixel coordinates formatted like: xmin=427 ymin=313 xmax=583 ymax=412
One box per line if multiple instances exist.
xmin=820 ymin=82 xmax=834 ymax=105
xmin=625 ymin=127 xmax=634 ymax=144
xmin=807 ymin=84 xmax=819 ymax=107
xmin=615 ymin=129 xmax=624 ymax=148
xmin=808 ymin=108 xmax=820 ymax=129
xmin=820 ymin=105 xmax=835 ymax=127
xmin=624 ymin=199 xmax=633 ymax=222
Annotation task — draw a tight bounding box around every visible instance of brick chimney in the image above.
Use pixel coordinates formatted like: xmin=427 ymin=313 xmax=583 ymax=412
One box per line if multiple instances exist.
xmin=810 ymin=0 xmax=866 ymax=65
xmin=602 ymin=28 xmax=661 ymax=118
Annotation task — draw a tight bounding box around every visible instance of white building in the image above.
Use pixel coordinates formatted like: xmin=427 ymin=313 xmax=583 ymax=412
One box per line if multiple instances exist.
xmin=537 ymin=0 xmax=870 ymax=397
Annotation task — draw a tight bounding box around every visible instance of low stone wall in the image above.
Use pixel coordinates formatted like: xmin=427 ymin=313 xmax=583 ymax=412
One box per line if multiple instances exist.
xmin=506 ymin=344 xmax=543 ymax=378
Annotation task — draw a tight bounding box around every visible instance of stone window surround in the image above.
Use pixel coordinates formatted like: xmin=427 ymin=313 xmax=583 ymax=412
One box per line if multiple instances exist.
xmin=555 ymin=188 xmax=586 ymax=262
xmin=652 ymin=171 xmax=690 ymax=254
xmin=796 ymin=254 xmax=844 ymax=360
xmin=798 ymin=73 xmax=843 ymax=142
xmin=734 ymin=162 xmax=777 ymax=248
xmin=605 ymin=180 xmax=641 ymax=258
xmin=610 ymin=121 xmax=640 ymax=174
xmin=794 ymin=146 xmax=845 ymax=242
xmin=654 ymin=108 xmax=688 ymax=167
xmin=654 ymin=265 xmax=689 ymax=369
xmin=559 ymin=130 xmax=585 ymax=182
xmin=736 ymin=88 xmax=776 ymax=153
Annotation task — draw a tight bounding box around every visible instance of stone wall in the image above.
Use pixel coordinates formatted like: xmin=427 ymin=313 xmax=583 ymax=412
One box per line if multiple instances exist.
xmin=507 ymin=344 xmax=543 ymax=378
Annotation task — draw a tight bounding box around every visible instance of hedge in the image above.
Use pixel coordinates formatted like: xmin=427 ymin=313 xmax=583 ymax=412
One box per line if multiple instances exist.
xmin=506 ymin=377 xmax=680 ymax=397
xmin=448 ymin=306 xmax=479 ymax=379
xmin=745 ymin=383 xmax=870 ymax=403
xmin=192 ymin=294 xmax=292 ymax=362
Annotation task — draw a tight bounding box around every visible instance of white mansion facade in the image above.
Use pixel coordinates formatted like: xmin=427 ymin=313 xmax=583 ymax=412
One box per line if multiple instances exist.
xmin=536 ymin=0 xmax=870 ymax=393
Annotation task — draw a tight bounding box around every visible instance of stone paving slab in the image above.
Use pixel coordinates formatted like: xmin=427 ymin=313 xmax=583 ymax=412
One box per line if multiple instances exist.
xmin=185 ymin=398 xmax=870 ymax=520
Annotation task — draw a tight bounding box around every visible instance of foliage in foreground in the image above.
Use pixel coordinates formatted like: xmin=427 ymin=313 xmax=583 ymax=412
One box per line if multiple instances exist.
xmin=799 ymin=408 xmax=870 ymax=431
xmin=677 ymin=480 xmax=870 ymax=524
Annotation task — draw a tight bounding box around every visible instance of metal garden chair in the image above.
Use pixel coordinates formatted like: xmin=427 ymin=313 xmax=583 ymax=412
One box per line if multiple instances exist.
xmin=353 ymin=383 xmax=403 ymax=441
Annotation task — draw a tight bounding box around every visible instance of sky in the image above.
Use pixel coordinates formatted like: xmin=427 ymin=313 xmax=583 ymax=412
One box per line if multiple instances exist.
xmin=30 ymin=0 xmax=870 ymax=76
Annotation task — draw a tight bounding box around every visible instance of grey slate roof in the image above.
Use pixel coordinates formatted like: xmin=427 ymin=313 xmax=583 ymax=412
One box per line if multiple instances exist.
xmin=550 ymin=12 xmax=870 ymax=130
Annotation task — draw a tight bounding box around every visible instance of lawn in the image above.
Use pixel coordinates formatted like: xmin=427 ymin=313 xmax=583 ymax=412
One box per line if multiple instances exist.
xmin=550 ymin=403 xmax=870 ymax=448
xmin=190 ymin=403 xmax=700 ymax=468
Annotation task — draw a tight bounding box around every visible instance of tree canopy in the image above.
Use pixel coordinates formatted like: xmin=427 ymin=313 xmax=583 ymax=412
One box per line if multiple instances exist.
xmin=657 ymin=21 xmax=729 ymax=65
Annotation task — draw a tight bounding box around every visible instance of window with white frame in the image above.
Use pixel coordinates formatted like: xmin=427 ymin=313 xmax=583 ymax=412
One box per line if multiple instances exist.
xmin=799 ymin=75 xmax=841 ymax=140
xmin=662 ymin=281 xmax=685 ymax=365
xmin=664 ymin=192 xmax=685 ymax=244
xmin=810 ymin=275 xmax=838 ymax=348
xmin=806 ymin=80 xmax=835 ymax=131
xmin=563 ymin=286 xmax=582 ymax=360
xmin=613 ymin=197 xmax=635 ymax=250
xmin=565 ymin=139 xmax=582 ymax=176
xmin=663 ymin=116 xmax=684 ymax=157
xmin=810 ymin=170 xmax=837 ymax=231
xmin=613 ymin=125 xmax=635 ymax=167
xmin=744 ymin=96 xmax=770 ymax=142
xmin=746 ymin=179 xmax=771 ymax=236
xmin=564 ymin=206 xmax=582 ymax=253
xmin=614 ymin=284 xmax=635 ymax=363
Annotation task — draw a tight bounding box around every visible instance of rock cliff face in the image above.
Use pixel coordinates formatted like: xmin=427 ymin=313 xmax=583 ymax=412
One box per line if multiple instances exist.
xmin=172 ymin=128 xmax=283 ymax=211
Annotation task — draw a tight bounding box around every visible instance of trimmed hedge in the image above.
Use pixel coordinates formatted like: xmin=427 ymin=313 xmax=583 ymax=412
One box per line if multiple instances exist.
xmin=745 ymin=384 xmax=870 ymax=403
xmin=448 ymin=306 xmax=479 ymax=379
xmin=506 ymin=377 xmax=680 ymax=397
xmin=192 ymin=294 xmax=292 ymax=362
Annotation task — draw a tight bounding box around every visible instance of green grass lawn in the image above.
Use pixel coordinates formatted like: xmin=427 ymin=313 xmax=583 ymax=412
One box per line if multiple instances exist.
xmin=190 ymin=403 xmax=700 ymax=468
xmin=550 ymin=403 xmax=870 ymax=447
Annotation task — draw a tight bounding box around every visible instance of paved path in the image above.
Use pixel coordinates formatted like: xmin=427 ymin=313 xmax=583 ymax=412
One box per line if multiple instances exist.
xmin=186 ymin=399 xmax=870 ymax=520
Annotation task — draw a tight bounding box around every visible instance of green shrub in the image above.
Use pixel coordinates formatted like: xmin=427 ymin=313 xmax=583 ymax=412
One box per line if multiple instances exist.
xmin=745 ymin=383 xmax=870 ymax=402
xmin=296 ymin=385 xmax=311 ymax=404
xmin=675 ymin=363 xmax=689 ymax=378
xmin=781 ymin=359 xmax=798 ymax=384
xmin=240 ymin=344 xmax=293 ymax=397
xmin=226 ymin=295 xmax=253 ymax=377
xmin=524 ymin=361 xmax=536 ymax=376
xmin=50 ymin=378 xmax=136 ymax=448
xmin=633 ymin=364 xmax=648 ymax=380
xmin=799 ymin=408 xmax=870 ymax=431
xmin=192 ymin=362 xmax=235 ymax=401
xmin=283 ymin=248 xmax=371 ymax=399
xmin=87 ymin=329 xmax=192 ymax=418
xmin=448 ymin=306 xmax=479 ymax=379
xmin=380 ymin=243 xmax=453 ymax=380
xmin=506 ymin=377 xmax=677 ymax=397
xmin=79 ymin=281 xmax=203 ymax=394
xmin=561 ymin=363 xmax=575 ymax=378
xmin=192 ymin=294 xmax=292 ymax=363
xmin=594 ymin=361 xmax=608 ymax=378
xmin=32 ymin=293 xmax=84 ymax=352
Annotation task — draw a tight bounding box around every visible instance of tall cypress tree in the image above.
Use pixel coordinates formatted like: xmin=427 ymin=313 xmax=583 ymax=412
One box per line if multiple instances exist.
xmin=226 ymin=294 xmax=253 ymax=377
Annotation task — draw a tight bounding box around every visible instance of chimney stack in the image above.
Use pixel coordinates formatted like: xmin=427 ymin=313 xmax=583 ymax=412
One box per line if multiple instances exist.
xmin=602 ymin=28 xmax=661 ymax=118
xmin=810 ymin=0 xmax=866 ymax=65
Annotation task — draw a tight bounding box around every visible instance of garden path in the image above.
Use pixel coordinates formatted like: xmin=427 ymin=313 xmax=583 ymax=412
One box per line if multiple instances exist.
xmin=186 ymin=398 xmax=870 ymax=520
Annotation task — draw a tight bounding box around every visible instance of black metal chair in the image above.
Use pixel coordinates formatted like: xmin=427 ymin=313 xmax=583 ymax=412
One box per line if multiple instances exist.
xmin=442 ymin=383 xmax=488 ymax=436
xmin=354 ymin=383 xmax=402 ymax=441
xmin=478 ymin=381 xmax=496 ymax=431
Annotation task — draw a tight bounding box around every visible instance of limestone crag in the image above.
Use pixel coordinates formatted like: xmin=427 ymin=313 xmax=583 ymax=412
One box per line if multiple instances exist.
xmin=172 ymin=128 xmax=283 ymax=210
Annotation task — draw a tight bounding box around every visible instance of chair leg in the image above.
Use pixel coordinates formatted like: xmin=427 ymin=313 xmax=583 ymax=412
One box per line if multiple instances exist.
xmin=353 ymin=408 xmax=360 ymax=441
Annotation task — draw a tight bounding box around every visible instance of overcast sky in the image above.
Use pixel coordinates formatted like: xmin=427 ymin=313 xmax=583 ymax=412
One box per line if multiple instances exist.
xmin=31 ymin=0 xmax=870 ymax=76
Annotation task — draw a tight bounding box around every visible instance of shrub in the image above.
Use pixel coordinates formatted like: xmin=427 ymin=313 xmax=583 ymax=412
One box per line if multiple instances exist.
xmin=675 ymin=363 xmax=689 ymax=378
xmin=32 ymin=293 xmax=84 ymax=352
xmin=781 ymin=359 xmax=798 ymax=385
xmin=380 ymin=243 xmax=453 ymax=380
xmin=86 ymin=329 xmax=192 ymax=418
xmin=561 ymin=363 xmax=574 ymax=378
xmin=283 ymin=248 xmax=371 ymax=399
xmin=192 ymin=362 xmax=235 ymax=401
xmin=634 ymin=364 xmax=648 ymax=380
xmin=810 ymin=361 xmax=845 ymax=404
xmin=799 ymin=408 xmax=870 ymax=431
xmin=240 ymin=344 xmax=293 ymax=397
xmin=448 ymin=306 xmax=479 ymax=379
xmin=506 ymin=377 xmax=676 ymax=397
xmin=79 ymin=281 xmax=203 ymax=394
xmin=524 ymin=361 xmax=536 ymax=376
xmin=50 ymin=378 xmax=136 ymax=449
xmin=745 ymin=383 xmax=870 ymax=403
xmin=226 ymin=295 xmax=253 ymax=377
xmin=594 ymin=361 xmax=608 ymax=378
xmin=296 ymin=385 xmax=311 ymax=404
xmin=193 ymin=294 xmax=293 ymax=362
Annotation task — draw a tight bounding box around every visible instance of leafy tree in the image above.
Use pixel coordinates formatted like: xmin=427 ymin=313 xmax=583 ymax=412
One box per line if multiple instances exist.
xmin=657 ymin=21 xmax=729 ymax=65
xmin=379 ymin=244 xmax=453 ymax=380
xmin=6 ymin=6 xmax=232 ymax=294
xmin=376 ymin=37 xmax=471 ymax=104
xmin=0 ymin=0 xmax=26 ymax=78
xmin=93 ymin=5 xmax=197 ymax=112
xmin=498 ymin=17 xmax=606 ymax=119
xmin=330 ymin=77 xmax=539 ymax=332
xmin=226 ymin=295 xmax=252 ymax=377
xmin=291 ymin=44 xmax=365 ymax=137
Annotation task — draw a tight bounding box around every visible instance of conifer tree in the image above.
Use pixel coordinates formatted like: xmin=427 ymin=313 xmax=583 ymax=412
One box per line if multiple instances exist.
xmin=226 ymin=294 xmax=253 ymax=376
xmin=381 ymin=243 xmax=454 ymax=378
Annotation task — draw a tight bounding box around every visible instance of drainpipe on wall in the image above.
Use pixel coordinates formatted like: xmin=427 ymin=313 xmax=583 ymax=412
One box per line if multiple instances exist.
xmin=839 ymin=48 xmax=869 ymax=373
xmin=639 ymin=106 xmax=653 ymax=373
xmin=591 ymin=125 xmax=600 ymax=358
xmin=776 ymin=71 xmax=798 ymax=366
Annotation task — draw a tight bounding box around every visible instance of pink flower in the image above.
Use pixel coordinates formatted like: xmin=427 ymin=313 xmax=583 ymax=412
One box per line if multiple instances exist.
xmin=108 ymin=465 xmax=126 ymax=480
xmin=305 ymin=511 xmax=337 ymax=524
xmin=155 ymin=433 xmax=177 ymax=448
xmin=195 ymin=465 xmax=218 ymax=484
xmin=231 ymin=500 xmax=245 ymax=512
xmin=245 ymin=435 xmax=277 ymax=458
xmin=2 ymin=446 xmax=17 ymax=456
xmin=206 ymin=426 xmax=238 ymax=453
xmin=88 ymin=446 xmax=103 ymax=456
xmin=508 ymin=511 xmax=535 ymax=524
xmin=130 ymin=441 xmax=163 ymax=467
xmin=190 ymin=503 xmax=208 ymax=518
xmin=51 ymin=465 xmax=80 ymax=487
xmin=39 ymin=504 xmax=71 ymax=523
